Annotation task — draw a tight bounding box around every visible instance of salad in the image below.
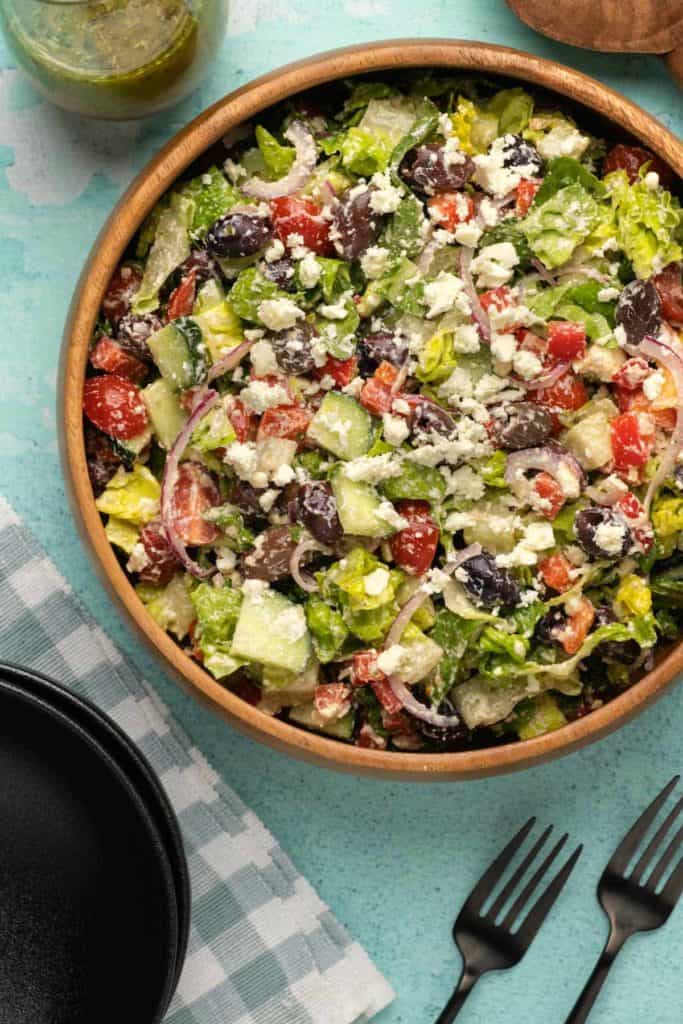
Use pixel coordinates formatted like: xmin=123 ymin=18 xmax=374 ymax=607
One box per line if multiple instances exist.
xmin=83 ymin=74 xmax=683 ymax=753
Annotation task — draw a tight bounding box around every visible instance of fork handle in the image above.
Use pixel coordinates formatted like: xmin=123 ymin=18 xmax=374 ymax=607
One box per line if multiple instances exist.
xmin=564 ymin=931 xmax=628 ymax=1024
xmin=435 ymin=966 xmax=479 ymax=1024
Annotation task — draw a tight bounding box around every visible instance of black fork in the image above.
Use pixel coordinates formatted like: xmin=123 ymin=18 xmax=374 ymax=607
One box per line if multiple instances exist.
xmin=435 ymin=818 xmax=582 ymax=1023
xmin=566 ymin=775 xmax=683 ymax=1023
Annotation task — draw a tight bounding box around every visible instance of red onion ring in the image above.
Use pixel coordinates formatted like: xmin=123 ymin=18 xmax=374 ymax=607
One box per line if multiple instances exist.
xmin=523 ymin=360 xmax=570 ymax=391
xmin=530 ymin=258 xmax=557 ymax=287
xmin=505 ymin=446 xmax=585 ymax=501
xmin=639 ymin=334 xmax=683 ymax=513
xmin=242 ymin=121 xmax=317 ymax=200
xmin=161 ymin=389 xmax=219 ymax=579
xmin=289 ymin=536 xmax=332 ymax=593
xmin=207 ymin=338 xmax=256 ymax=382
xmin=459 ymin=246 xmax=491 ymax=345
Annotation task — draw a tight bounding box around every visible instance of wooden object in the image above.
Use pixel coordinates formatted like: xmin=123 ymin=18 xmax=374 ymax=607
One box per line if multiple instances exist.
xmin=507 ymin=0 xmax=683 ymax=87
xmin=60 ymin=40 xmax=683 ymax=781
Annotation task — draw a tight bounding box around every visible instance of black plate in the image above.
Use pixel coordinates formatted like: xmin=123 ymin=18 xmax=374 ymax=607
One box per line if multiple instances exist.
xmin=0 ymin=663 xmax=191 ymax=987
xmin=0 ymin=681 xmax=179 ymax=1024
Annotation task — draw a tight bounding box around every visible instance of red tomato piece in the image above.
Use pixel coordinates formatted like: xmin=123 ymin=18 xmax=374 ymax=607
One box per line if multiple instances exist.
xmin=395 ymin=500 xmax=432 ymax=521
xmin=314 ymin=355 xmax=358 ymax=387
xmin=479 ymin=286 xmax=514 ymax=314
xmin=82 ymin=374 xmax=148 ymax=440
xmin=380 ymin=708 xmax=412 ymax=733
xmin=538 ymin=553 xmax=573 ymax=593
xmin=547 ymin=321 xmax=586 ymax=361
xmin=166 ymin=269 xmax=197 ymax=321
xmin=533 ymin=371 xmax=589 ymax=413
xmin=374 ymin=360 xmax=399 ymax=387
xmin=137 ymin=520 xmax=181 ymax=586
xmin=170 ymin=462 xmax=221 ymax=546
xmin=370 ymin=678 xmax=403 ymax=715
xmin=360 ymin=378 xmax=394 ymax=416
xmin=556 ymin=596 xmax=595 ymax=656
xmin=533 ymin=472 xmax=566 ymax=520
xmin=611 ymin=356 xmax=651 ymax=392
xmin=615 ymin=491 xmax=654 ymax=552
xmin=515 ymin=178 xmax=541 ymax=217
xmin=427 ymin=191 xmax=474 ymax=230
xmin=257 ymin=404 xmax=312 ymax=440
xmin=314 ymin=683 xmax=352 ymax=721
xmin=389 ymin=502 xmax=440 ymax=575
xmin=351 ymin=651 xmax=385 ymax=686
xmin=229 ymin=399 xmax=256 ymax=443
xmin=101 ymin=262 xmax=142 ymax=325
xmin=611 ymin=412 xmax=655 ymax=471
xmin=270 ymin=196 xmax=332 ymax=255
xmin=652 ymin=262 xmax=683 ymax=326
xmin=603 ymin=144 xmax=674 ymax=188
xmin=89 ymin=337 xmax=148 ymax=384
xmin=356 ymin=721 xmax=388 ymax=749
xmin=614 ymin=385 xmax=677 ymax=431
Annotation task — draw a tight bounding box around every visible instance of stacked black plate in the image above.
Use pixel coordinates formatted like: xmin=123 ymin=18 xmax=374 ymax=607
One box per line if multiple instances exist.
xmin=0 ymin=662 xmax=190 ymax=1024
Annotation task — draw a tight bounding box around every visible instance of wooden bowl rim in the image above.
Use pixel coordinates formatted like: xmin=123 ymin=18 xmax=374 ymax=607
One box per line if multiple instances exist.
xmin=60 ymin=38 xmax=683 ymax=781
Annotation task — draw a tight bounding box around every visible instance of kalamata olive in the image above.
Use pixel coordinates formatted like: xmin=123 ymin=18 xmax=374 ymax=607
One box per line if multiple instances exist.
xmin=500 ymin=135 xmax=544 ymax=176
xmin=534 ymin=607 xmax=568 ymax=646
xmin=267 ymin=321 xmax=317 ymax=375
xmin=603 ymin=144 xmax=675 ymax=189
xmin=652 ymin=262 xmax=683 ymax=326
xmin=137 ymin=520 xmax=180 ymax=586
xmin=492 ymin=402 xmax=553 ymax=451
xmin=206 ymin=212 xmax=272 ymax=258
xmin=295 ymin=482 xmax=343 ymax=545
xmin=229 ymin=481 xmax=266 ymax=515
xmin=177 ymin=248 xmax=221 ymax=289
xmin=575 ymin=507 xmax=632 ymax=560
xmin=84 ymin=422 xmax=122 ymax=496
xmin=116 ymin=312 xmax=162 ymax=362
xmin=332 ymin=187 xmax=381 ymax=261
xmin=592 ymin=605 xmax=640 ymax=664
xmin=459 ymin=551 xmax=520 ymax=609
xmin=615 ymin=279 xmax=662 ymax=345
xmin=400 ymin=142 xmax=475 ymax=195
xmin=358 ymin=330 xmax=408 ymax=377
xmin=242 ymin=525 xmax=298 ymax=581
xmin=262 ymin=258 xmax=297 ymax=292
xmin=408 ymin=396 xmax=456 ymax=440
xmin=413 ymin=716 xmax=471 ymax=749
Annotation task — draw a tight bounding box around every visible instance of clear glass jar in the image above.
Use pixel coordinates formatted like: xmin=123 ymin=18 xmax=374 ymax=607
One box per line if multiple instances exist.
xmin=0 ymin=0 xmax=228 ymax=119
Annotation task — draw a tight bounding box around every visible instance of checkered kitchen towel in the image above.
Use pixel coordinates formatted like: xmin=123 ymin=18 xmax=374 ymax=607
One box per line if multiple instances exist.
xmin=0 ymin=496 xmax=394 ymax=1024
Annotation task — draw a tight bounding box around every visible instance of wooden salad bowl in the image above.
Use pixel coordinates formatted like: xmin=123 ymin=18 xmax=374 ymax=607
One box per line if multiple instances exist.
xmin=60 ymin=40 xmax=683 ymax=781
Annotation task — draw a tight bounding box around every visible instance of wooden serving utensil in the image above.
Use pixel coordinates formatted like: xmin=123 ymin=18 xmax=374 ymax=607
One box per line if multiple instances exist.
xmin=507 ymin=0 xmax=683 ymax=87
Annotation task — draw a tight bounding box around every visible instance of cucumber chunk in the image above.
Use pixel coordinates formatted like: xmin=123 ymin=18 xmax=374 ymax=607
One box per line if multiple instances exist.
xmin=230 ymin=588 xmax=311 ymax=674
xmin=148 ymin=316 xmax=208 ymax=391
xmin=110 ymin=423 xmax=152 ymax=467
xmin=331 ymin=469 xmax=394 ymax=538
xmin=289 ymin=701 xmax=354 ymax=739
xmin=142 ymin=378 xmax=187 ymax=450
xmin=307 ymin=392 xmax=373 ymax=461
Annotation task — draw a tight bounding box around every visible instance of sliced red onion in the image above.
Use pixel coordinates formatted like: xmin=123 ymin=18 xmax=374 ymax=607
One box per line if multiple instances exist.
xmin=384 ymin=677 xmax=464 ymax=729
xmin=530 ymin=258 xmax=557 ymax=287
xmin=207 ymin=338 xmax=256 ymax=382
xmin=391 ymin=358 xmax=410 ymax=394
xmin=318 ymin=179 xmax=337 ymax=209
xmin=505 ymin=446 xmax=585 ymax=501
xmin=161 ymin=389 xmax=219 ymax=579
xmin=523 ymin=360 xmax=570 ymax=391
xmin=289 ymin=536 xmax=332 ymax=593
xmin=639 ymin=334 xmax=683 ymax=513
xmin=459 ymin=246 xmax=491 ymax=345
xmin=555 ymin=263 xmax=610 ymax=284
xmin=242 ymin=121 xmax=317 ymax=200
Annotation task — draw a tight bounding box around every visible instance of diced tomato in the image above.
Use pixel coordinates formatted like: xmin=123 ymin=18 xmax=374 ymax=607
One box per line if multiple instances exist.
xmin=374 ymin=360 xmax=399 ymax=387
xmin=533 ymin=472 xmax=566 ymax=520
xmin=166 ymin=269 xmax=197 ymax=321
xmin=547 ymin=321 xmax=586 ymax=361
xmin=137 ymin=520 xmax=180 ymax=586
xmin=611 ymin=411 xmax=655 ymax=472
xmin=314 ymin=354 xmax=358 ymax=387
xmin=360 ymin=377 xmax=394 ymax=415
xmin=615 ymin=491 xmax=654 ymax=552
xmin=479 ymin=286 xmax=514 ymax=314
xmin=270 ymin=196 xmax=332 ymax=255
xmin=390 ymin=501 xmax=440 ymax=576
xmin=603 ymin=144 xmax=674 ymax=188
xmin=611 ymin=356 xmax=651 ymax=392
xmin=89 ymin=337 xmax=148 ymax=384
xmin=652 ymin=262 xmax=683 ymax=326
xmin=356 ymin=721 xmax=388 ymax=749
xmin=101 ymin=262 xmax=142 ymax=325
xmin=370 ymin=678 xmax=403 ymax=715
xmin=538 ymin=553 xmax=573 ymax=593
xmin=380 ymin=708 xmax=412 ymax=733
xmin=314 ymin=683 xmax=352 ymax=721
xmin=257 ymin=404 xmax=312 ymax=440
xmin=427 ymin=191 xmax=474 ymax=230
xmin=556 ymin=597 xmax=595 ymax=656
xmin=516 ymin=330 xmax=549 ymax=360
xmin=229 ymin=399 xmax=256 ymax=443
xmin=615 ymin=385 xmax=677 ymax=431
xmin=170 ymin=462 xmax=221 ymax=546
xmin=515 ymin=178 xmax=541 ymax=217
xmin=533 ymin=371 xmax=589 ymax=413
xmin=351 ymin=651 xmax=385 ymax=686
xmin=82 ymin=374 xmax=148 ymax=440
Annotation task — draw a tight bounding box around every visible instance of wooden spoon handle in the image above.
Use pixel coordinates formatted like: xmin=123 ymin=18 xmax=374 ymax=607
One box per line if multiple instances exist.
xmin=664 ymin=44 xmax=683 ymax=88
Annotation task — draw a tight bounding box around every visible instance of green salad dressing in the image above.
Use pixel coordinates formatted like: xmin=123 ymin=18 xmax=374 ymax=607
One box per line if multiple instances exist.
xmin=0 ymin=0 xmax=228 ymax=118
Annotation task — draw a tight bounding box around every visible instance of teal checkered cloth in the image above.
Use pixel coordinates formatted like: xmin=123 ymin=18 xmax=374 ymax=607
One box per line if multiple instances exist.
xmin=0 ymin=497 xmax=394 ymax=1024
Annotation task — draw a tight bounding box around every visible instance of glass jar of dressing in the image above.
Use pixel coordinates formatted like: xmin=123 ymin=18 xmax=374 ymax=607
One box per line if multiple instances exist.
xmin=0 ymin=0 xmax=228 ymax=119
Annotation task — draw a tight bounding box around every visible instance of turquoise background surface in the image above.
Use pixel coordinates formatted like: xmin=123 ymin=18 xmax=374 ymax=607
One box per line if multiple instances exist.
xmin=1 ymin=3 xmax=682 ymax=1021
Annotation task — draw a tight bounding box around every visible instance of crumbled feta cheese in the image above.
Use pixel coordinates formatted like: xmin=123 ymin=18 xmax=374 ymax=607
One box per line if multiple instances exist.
xmin=614 ymin=324 xmax=628 ymax=348
xmin=243 ymin=578 xmax=269 ymax=602
xmin=264 ymin=238 xmax=285 ymax=263
xmin=382 ymin=412 xmax=410 ymax=446
xmin=452 ymin=324 xmax=481 ymax=354
xmin=643 ymin=369 xmax=665 ymax=401
xmin=447 ymin=465 xmax=486 ymax=501
xmin=239 ymin=379 xmax=290 ymax=414
xmin=513 ymin=349 xmax=543 ymax=380
xmin=342 ymin=376 xmax=364 ymax=398
xmin=360 ymin=245 xmax=391 ymax=280
xmin=258 ymin=298 xmax=304 ymax=331
xmin=478 ymin=198 xmax=499 ymax=227
xmin=392 ymin=397 xmax=411 ymax=415
xmin=491 ymin=332 xmax=517 ymax=364
xmin=298 ymin=252 xmax=321 ymax=288
xmin=126 ymin=542 xmax=149 ymax=574
xmin=423 ymin=271 xmax=471 ymax=319
xmin=442 ymin=135 xmax=466 ymax=168
xmin=470 ymin=242 xmax=519 ymax=289
xmin=597 ymin=286 xmax=620 ymax=302
xmin=537 ymin=125 xmax=589 ymax=162
xmin=224 ymin=158 xmax=246 ymax=183
xmin=473 ymin=134 xmax=539 ymax=197
xmin=475 ymin=373 xmax=508 ymax=402
xmin=423 ymin=567 xmax=451 ymax=594
xmin=224 ymin=441 xmax=260 ymax=481
xmin=258 ymin=489 xmax=279 ymax=512
xmin=342 ymin=453 xmax=402 ymax=484
xmin=272 ymin=463 xmax=296 ymax=487
xmin=249 ymin=339 xmax=279 ymax=376
xmin=376 ymin=501 xmax=409 ymax=531
xmin=406 ymin=416 xmax=491 ymax=466
xmin=319 ymin=374 xmax=336 ymax=390
xmin=215 ymin=547 xmax=237 ymax=573
xmin=438 ymin=112 xmax=453 ymax=137
xmin=454 ymin=222 xmax=483 ymax=248
xmin=594 ymin=520 xmax=627 ymax=555
xmin=574 ymin=344 xmax=625 ymax=382
xmin=369 ymin=172 xmax=403 ymax=214
xmin=496 ymin=520 xmax=555 ymax=568
xmin=376 ymin=644 xmax=407 ymax=676
xmin=319 ymin=297 xmax=350 ymax=320
xmin=644 ymin=171 xmax=660 ymax=191
xmin=364 ymin=567 xmax=390 ymax=596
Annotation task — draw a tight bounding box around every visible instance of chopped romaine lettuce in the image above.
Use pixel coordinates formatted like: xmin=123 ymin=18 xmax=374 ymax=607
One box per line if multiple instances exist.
xmin=484 ymin=87 xmax=534 ymax=135
xmin=651 ymin=495 xmax=683 ymax=538
xmin=204 ymin=504 xmax=254 ymax=552
xmin=132 ymin=193 xmax=194 ymax=313
xmin=195 ymin=300 xmax=244 ymax=361
xmin=305 ymin=594 xmax=349 ymax=663
xmin=104 ymin=516 xmax=140 ymax=554
xmin=228 ymin=267 xmax=294 ymax=321
xmin=380 ymin=461 xmax=447 ymax=504
xmin=520 ymin=182 xmax=603 ymax=269
xmin=607 ymin=170 xmax=682 ymax=278
xmin=533 ymin=156 xmax=605 ymax=206
xmin=381 ymin=194 xmax=426 ymax=261
xmin=514 ymin=693 xmax=567 ymax=740
xmin=255 ymin=125 xmax=296 ymax=179
xmin=136 ymin=575 xmax=195 ymax=640
xmin=181 ymin=166 xmax=241 ymax=233
xmin=95 ymin=465 xmax=160 ymax=525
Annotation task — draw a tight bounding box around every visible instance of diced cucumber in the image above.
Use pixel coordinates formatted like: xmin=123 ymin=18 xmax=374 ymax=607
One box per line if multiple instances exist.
xmin=261 ymin=658 xmax=319 ymax=705
xmin=380 ymin=461 xmax=446 ymax=504
xmin=195 ymin=300 xmax=244 ymax=362
xmin=110 ymin=423 xmax=152 ymax=467
xmin=230 ymin=588 xmax=311 ymax=674
xmin=289 ymin=701 xmax=354 ymax=739
xmin=148 ymin=316 xmax=208 ymax=391
xmin=331 ymin=469 xmax=393 ymax=538
xmin=307 ymin=392 xmax=373 ymax=461
xmin=142 ymin=378 xmax=187 ymax=450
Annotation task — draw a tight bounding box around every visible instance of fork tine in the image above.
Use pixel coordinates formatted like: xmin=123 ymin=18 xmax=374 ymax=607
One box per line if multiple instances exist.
xmin=631 ymin=794 xmax=683 ymax=883
xmin=607 ymin=776 xmax=680 ymax=874
xmin=463 ymin=818 xmax=537 ymax=914
xmin=487 ymin=825 xmax=553 ymax=922
xmin=515 ymin=844 xmax=583 ymax=946
xmin=501 ymin=833 xmax=568 ymax=931
xmin=660 ymin=855 xmax=683 ymax=907
xmin=647 ymin=823 xmax=683 ymax=892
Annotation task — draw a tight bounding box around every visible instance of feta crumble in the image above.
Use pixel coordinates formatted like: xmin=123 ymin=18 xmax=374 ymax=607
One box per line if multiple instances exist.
xmin=258 ymin=298 xmax=304 ymax=331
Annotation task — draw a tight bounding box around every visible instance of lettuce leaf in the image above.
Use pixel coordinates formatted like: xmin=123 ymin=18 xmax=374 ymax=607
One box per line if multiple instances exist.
xmin=181 ymin=166 xmax=241 ymax=233
xmin=415 ymin=329 xmax=458 ymax=383
xmin=429 ymin=609 xmax=481 ymax=704
xmin=533 ymin=156 xmax=605 ymax=206
xmin=204 ymin=504 xmax=254 ymax=552
xmin=520 ymin=181 xmax=603 ymax=269
xmin=650 ymin=562 xmax=683 ymax=608
xmin=607 ymin=171 xmax=682 ymax=279
xmin=484 ymin=87 xmax=534 ymax=135
xmin=529 ymin=279 xmax=615 ymax=340
xmin=651 ymin=495 xmax=683 ymax=538
xmin=316 ymin=297 xmax=360 ymax=359
xmin=341 ymin=81 xmax=398 ymax=121
xmin=255 ymin=125 xmax=296 ymax=179
xmin=191 ymin=582 xmax=244 ymax=679
xmin=305 ymin=595 xmax=349 ymax=663
xmin=381 ymin=194 xmax=426 ymax=260
xmin=132 ymin=193 xmax=194 ymax=313
xmin=229 ymin=267 xmax=295 ymax=322
xmin=380 ymin=461 xmax=446 ymax=504
xmin=136 ymin=575 xmax=196 ymax=640
xmin=95 ymin=465 xmax=160 ymax=525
